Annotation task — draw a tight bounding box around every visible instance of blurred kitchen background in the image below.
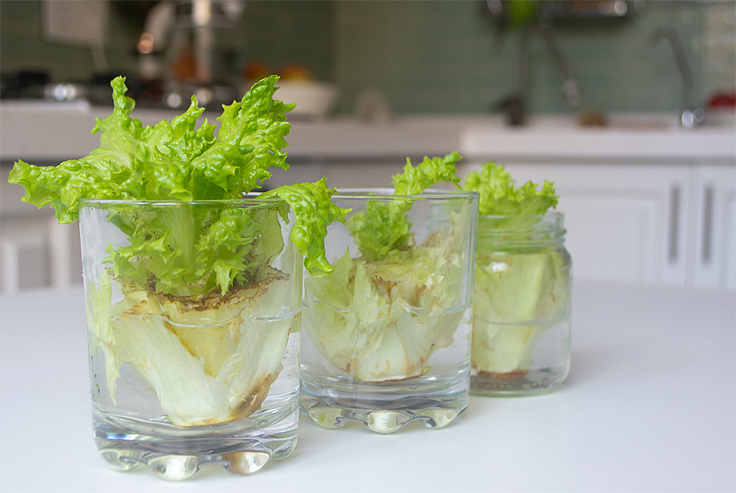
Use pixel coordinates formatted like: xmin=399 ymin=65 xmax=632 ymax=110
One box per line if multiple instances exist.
xmin=1 ymin=0 xmax=735 ymax=293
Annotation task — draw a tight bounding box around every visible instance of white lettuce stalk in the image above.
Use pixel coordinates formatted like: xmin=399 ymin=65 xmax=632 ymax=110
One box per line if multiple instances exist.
xmin=87 ymin=268 xmax=294 ymax=427
xmin=471 ymin=250 xmax=568 ymax=375
xmin=304 ymin=228 xmax=465 ymax=382
xmin=462 ymin=162 xmax=568 ymax=377
xmin=304 ymin=153 xmax=470 ymax=382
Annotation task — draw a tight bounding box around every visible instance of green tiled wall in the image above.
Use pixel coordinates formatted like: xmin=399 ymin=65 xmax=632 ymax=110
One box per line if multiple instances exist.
xmin=239 ymin=1 xmax=333 ymax=81
xmin=0 ymin=0 xmax=333 ymax=84
xmin=0 ymin=1 xmax=138 ymax=80
xmin=2 ymin=0 xmax=733 ymax=116
xmin=333 ymin=1 xmax=733 ymax=115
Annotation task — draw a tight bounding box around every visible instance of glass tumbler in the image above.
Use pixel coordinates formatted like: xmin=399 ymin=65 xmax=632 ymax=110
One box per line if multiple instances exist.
xmin=80 ymin=199 xmax=301 ymax=480
xmin=470 ymin=213 xmax=572 ymax=396
xmin=300 ymin=190 xmax=478 ymax=433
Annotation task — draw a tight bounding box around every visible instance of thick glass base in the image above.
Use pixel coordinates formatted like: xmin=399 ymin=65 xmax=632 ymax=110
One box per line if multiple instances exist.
xmin=300 ymin=375 xmax=469 ymax=434
xmin=470 ymin=362 xmax=570 ymax=397
xmin=92 ymin=406 xmax=298 ymax=480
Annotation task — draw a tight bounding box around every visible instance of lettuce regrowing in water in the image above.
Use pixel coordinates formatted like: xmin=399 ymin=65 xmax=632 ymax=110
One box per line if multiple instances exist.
xmin=304 ymin=152 xmax=472 ymax=382
xmin=9 ymin=76 xmax=347 ymax=426
xmin=462 ymin=162 xmax=569 ymax=376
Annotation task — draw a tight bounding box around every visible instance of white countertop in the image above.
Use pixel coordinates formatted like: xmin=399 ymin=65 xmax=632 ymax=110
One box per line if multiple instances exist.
xmin=1 ymin=281 xmax=734 ymax=492
xmin=1 ymin=102 xmax=734 ymax=163
xmin=0 ymin=102 xmax=470 ymax=162
xmin=461 ymin=114 xmax=736 ymax=162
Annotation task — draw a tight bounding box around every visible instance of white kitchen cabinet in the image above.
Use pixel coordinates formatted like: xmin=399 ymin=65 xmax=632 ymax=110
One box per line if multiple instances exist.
xmin=458 ymin=162 xmax=692 ymax=285
xmin=689 ymin=164 xmax=736 ymax=289
xmin=0 ymin=166 xmax=82 ymax=293
xmin=264 ymin=161 xmax=402 ymax=190
xmin=0 ymin=215 xmax=80 ymax=293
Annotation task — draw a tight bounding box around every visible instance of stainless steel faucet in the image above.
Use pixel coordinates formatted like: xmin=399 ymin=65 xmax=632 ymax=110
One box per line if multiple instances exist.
xmin=504 ymin=24 xmax=581 ymax=126
xmin=649 ymin=27 xmax=705 ymax=129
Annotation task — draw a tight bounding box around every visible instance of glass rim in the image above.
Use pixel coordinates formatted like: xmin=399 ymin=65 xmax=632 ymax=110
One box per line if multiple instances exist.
xmin=478 ymin=211 xmax=566 ymax=239
xmin=331 ymin=188 xmax=479 ymax=200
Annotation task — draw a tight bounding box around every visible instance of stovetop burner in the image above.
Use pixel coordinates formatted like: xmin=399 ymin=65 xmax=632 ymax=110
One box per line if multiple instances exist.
xmin=1 ymin=71 xmax=239 ymax=110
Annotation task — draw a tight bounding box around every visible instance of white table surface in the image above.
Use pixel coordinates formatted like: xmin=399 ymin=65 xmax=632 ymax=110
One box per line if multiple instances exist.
xmin=1 ymin=282 xmax=734 ymax=492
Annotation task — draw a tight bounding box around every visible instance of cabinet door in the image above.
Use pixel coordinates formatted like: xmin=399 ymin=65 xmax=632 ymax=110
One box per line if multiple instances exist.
xmin=0 ymin=166 xmax=82 ymax=292
xmin=0 ymin=215 xmax=81 ymax=293
xmin=459 ymin=162 xmax=690 ymax=285
xmin=689 ymin=164 xmax=736 ymax=289
xmin=265 ymin=161 xmax=426 ymax=190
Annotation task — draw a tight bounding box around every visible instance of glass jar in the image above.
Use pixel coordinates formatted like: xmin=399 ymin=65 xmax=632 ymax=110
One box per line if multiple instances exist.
xmin=470 ymin=212 xmax=572 ymax=396
xmin=80 ymin=199 xmax=301 ymax=480
xmin=300 ymin=190 xmax=478 ymax=433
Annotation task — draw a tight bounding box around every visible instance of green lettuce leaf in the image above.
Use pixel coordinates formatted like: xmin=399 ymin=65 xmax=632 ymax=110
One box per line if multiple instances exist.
xmin=348 ymin=152 xmax=462 ymax=260
xmin=392 ymin=152 xmax=462 ymax=195
xmin=9 ymin=75 xmax=292 ymax=220
xmin=9 ymin=75 xmax=344 ymax=295
xmin=263 ymin=178 xmax=350 ymax=277
xmin=462 ymin=161 xmax=558 ymax=228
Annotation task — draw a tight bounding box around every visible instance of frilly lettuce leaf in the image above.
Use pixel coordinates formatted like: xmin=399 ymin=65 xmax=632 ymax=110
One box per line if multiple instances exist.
xmin=103 ymin=203 xmax=271 ymax=297
xmin=9 ymin=75 xmax=293 ymax=222
xmin=348 ymin=152 xmax=462 ymax=260
xmin=392 ymin=152 xmax=461 ymax=195
xmin=462 ymin=161 xmax=558 ymax=228
xmin=9 ymin=75 xmax=344 ymax=295
xmin=264 ymin=178 xmax=350 ymax=277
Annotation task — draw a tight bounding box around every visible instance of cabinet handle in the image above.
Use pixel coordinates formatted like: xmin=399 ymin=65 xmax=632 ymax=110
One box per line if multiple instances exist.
xmin=701 ymin=186 xmax=714 ymax=264
xmin=668 ymin=186 xmax=680 ymax=263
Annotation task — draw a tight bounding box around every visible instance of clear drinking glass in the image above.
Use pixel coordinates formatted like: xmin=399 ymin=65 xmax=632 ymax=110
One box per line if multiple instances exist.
xmin=300 ymin=190 xmax=478 ymax=433
xmin=80 ymin=199 xmax=301 ymax=480
xmin=470 ymin=212 xmax=572 ymax=396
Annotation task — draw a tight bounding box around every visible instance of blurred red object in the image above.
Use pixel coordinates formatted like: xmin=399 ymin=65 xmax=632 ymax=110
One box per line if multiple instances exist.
xmin=243 ymin=61 xmax=274 ymax=82
xmin=173 ymin=46 xmax=198 ymax=81
xmin=278 ymin=64 xmax=314 ymax=81
xmin=708 ymin=91 xmax=736 ymax=108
